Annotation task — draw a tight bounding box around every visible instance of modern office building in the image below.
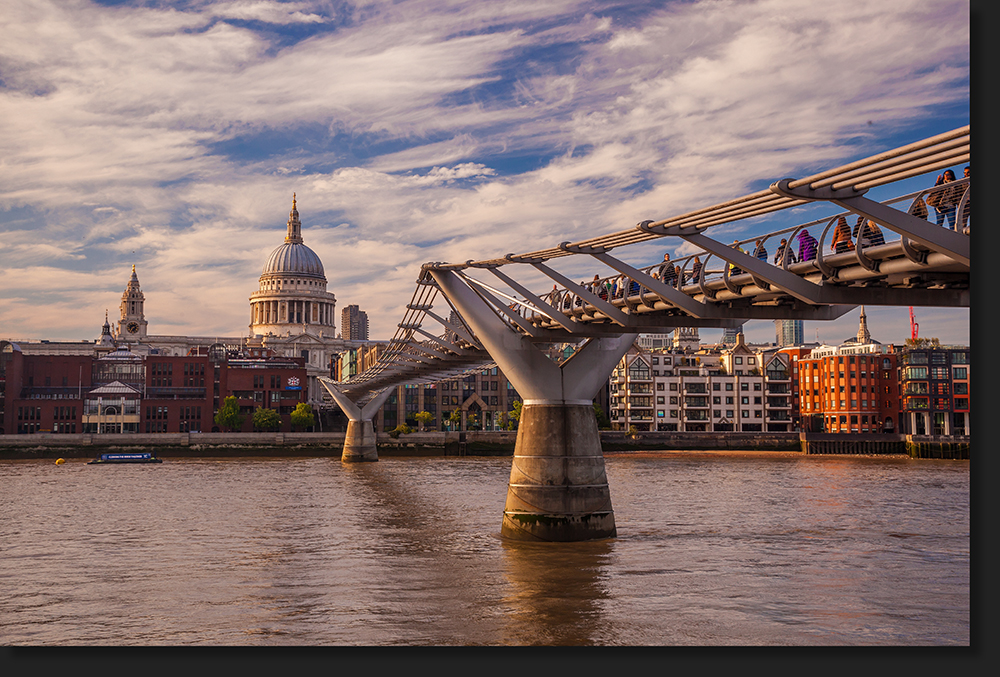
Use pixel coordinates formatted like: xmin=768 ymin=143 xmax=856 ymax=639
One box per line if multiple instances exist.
xmin=775 ymin=319 xmax=804 ymax=347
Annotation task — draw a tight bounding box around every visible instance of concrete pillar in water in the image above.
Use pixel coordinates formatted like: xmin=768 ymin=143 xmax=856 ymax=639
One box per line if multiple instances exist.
xmin=318 ymin=380 xmax=394 ymax=463
xmin=430 ymin=268 xmax=636 ymax=542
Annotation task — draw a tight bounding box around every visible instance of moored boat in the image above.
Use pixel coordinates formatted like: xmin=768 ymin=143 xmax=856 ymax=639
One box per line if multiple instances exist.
xmin=88 ymin=452 xmax=163 ymax=465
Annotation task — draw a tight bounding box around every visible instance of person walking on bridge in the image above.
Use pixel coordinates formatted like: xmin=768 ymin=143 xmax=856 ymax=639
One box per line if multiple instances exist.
xmin=728 ymin=240 xmax=747 ymax=276
xmin=658 ymin=252 xmax=677 ymax=285
xmin=774 ymin=238 xmax=796 ymax=266
xmin=831 ymin=216 xmax=854 ymax=254
xmin=690 ymin=255 xmax=703 ymax=282
xmin=959 ymin=165 xmax=971 ymax=231
xmin=797 ymin=229 xmax=818 ymax=262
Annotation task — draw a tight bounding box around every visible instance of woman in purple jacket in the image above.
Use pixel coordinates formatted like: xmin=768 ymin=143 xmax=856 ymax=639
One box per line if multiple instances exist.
xmin=797 ymin=229 xmax=818 ymax=262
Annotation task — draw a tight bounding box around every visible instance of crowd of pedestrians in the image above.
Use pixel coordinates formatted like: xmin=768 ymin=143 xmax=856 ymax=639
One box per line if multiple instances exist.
xmin=537 ymin=167 xmax=966 ymax=315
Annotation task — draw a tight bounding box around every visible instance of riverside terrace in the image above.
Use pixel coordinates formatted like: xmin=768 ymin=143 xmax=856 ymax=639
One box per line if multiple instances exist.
xmin=318 ymin=125 xmax=970 ymax=542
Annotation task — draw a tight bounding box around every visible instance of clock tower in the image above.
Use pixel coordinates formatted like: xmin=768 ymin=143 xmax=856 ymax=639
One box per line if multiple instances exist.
xmin=118 ymin=264 xmax=148 ymax=339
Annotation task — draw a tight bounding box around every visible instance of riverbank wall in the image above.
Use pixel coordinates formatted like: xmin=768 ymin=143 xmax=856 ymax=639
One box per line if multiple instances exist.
xmin=0 ymin=430 xmax=968 ymax=459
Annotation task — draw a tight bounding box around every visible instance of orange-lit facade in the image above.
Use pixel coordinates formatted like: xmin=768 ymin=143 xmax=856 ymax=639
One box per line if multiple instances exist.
xmin=797 ymin=345 xmax=900 ymax=433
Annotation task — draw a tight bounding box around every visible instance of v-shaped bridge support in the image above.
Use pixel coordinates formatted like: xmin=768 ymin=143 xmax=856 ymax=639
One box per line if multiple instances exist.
xmin=430 ymin=268 xmax=636 ymax=542
xmin=318 ymin=378 xmax=395 ymax=462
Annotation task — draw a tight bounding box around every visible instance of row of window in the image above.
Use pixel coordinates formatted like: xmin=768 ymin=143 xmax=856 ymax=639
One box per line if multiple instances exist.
xmin=904 ymin=397 xmax=970 ymax=410
xmin=902 ymin=366 xmax=969 ymax=380
xmin=145 ymin=406 xmax=204 ymax=420
xmin=904 ymin=351 xmax=969 ymax=365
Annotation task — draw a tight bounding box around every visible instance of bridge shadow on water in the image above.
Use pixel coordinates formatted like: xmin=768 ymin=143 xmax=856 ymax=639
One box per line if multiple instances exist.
xmin=497 ymin=538 xmax=616 ymax=646
xmin=334 ymin=459 xmax=618 ymax=645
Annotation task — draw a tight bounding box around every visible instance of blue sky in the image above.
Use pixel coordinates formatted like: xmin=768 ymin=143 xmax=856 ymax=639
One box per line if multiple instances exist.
xmin=0 ymin=0 xmax=970 ymax=346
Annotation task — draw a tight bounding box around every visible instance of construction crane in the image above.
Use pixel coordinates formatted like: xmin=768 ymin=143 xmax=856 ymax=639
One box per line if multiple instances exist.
xmin=910 ymin=307 xmax=919 ymax=340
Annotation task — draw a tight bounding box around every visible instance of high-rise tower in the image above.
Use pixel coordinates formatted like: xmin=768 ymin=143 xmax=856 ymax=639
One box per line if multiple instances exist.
xmin=341 ymin=305 xmax=369 ymax=341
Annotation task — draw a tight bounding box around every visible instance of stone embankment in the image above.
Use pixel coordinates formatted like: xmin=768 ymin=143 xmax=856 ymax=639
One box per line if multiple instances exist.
xmin=0 ymin=430 xmax=968 ymax=459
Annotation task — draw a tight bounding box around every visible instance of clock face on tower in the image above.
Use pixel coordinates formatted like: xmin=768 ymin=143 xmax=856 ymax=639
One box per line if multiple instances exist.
xmin=127 ymin=321 xmax=139 ymax=334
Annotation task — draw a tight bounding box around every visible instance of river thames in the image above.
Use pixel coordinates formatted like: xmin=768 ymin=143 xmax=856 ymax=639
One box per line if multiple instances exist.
xmin=0 ymin=451 xmax=969 ymax=646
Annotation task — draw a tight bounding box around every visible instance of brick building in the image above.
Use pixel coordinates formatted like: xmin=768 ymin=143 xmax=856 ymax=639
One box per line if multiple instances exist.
xmin=1 ymin=338 xmax=307 ymax=435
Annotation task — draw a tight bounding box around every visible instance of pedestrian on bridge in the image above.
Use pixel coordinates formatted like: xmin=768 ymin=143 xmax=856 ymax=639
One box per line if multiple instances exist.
xmin=728 ymin=240 xmax=747 ymax=276
xmin=690 ymin=256 xmax=703 ymax=282
xmin=658 ymin=252 xmax=676 ymax=281
xmin=910 ymin=195 xmax=929 ymax=220
xmin=774 ymin=238 xmax=796 ymax=266
xmin=960 ymin=165 xmax=971 ymax=231
xmin=661 ymin=257 xmax=678 ymax=285
xmin=859 ymin=220 xmax=885 ymax=248
xmin=797 ymin=229 xmax=818 ymax=262
xmin=754 ymin=239 xmax=768 ymax=261
xmin=831 ymin=216 xmax=854 ymax=254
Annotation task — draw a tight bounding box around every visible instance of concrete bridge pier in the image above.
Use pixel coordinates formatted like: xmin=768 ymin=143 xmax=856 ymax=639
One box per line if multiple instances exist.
xmin=430 ymin=268 xmax=636 ymax=542
xmin=318 ymin=381 xmax=394 ymax=462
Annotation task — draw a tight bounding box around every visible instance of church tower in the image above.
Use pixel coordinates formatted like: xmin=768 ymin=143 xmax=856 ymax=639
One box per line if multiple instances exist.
xmin=856 ymin=306 xmax=871 ymax=344
xmin=118 ymin=265 xmax=148 ymax=339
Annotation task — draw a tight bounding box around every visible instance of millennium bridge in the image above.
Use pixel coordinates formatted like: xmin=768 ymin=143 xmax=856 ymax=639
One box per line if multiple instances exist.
xmin=319 ymin=125 xmax=970 ymax=542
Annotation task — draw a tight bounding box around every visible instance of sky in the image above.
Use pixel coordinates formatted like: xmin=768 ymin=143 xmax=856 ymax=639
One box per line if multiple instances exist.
xmin=0 ymin=0 xmax=972 ymax=348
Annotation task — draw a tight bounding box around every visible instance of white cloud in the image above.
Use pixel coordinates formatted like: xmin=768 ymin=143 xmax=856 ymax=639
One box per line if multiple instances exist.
xmin=0 ymin=0 xmax=971 ymax=346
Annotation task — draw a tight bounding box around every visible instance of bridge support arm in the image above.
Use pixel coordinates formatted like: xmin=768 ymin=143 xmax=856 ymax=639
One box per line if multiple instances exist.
xmin=318 ymin=378 xmax=394 ymax=462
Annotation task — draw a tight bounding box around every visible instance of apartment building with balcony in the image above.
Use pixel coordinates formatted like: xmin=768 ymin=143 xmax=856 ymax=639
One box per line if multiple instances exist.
xmin=609 ymin=333 xmax=796 ymax=433
xmin=897 ymin=344 xmax=970 ymax=436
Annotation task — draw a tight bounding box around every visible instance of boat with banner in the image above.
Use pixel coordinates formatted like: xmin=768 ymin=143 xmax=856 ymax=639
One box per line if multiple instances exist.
xmin=88 ymin=452 xmax=163 ymax=465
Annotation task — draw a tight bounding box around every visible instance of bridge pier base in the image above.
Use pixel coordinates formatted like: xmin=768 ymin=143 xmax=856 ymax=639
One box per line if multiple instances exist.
xmin=502 ymin=402 xmax=616 ymax=541
xmin=342 ymin=419 xmax=379 ymax=463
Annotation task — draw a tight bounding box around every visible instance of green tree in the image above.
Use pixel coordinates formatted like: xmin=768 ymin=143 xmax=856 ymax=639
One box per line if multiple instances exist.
xmin=467 ymin=411 xmax=479 ymax=430
xmin=414 ymin=410 xmax=434 ymax=431
xmin=593 ymin=402 xmax=611 ymax=430
xmin=290 ymin=402 xmax=315 ymax=431
xmin=506 ymin=400 xmax=522 ymax=430
xmin=388 ymin=423 xmax=413 ymax=438
xmin=509 ymin=400 xmax=523 ymax=421
xmin=253 ymin=406 xmax=281 ymax=432
xmin=214 ymin=396 xmax=245 ymax=432
xmin=448 ymin=409 xmax=462 ymax=431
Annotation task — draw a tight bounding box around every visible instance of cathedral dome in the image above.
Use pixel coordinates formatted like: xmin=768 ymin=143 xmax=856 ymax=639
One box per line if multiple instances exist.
xmin=260 ymin=194 xmax=326 ymax=279
xmin=262 ymin=242 xmax=325 ymax=277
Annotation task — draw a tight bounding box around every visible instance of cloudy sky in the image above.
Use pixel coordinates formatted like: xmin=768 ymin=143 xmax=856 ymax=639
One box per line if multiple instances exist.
xmin=0 ymin=0 xmax=971 ymax=347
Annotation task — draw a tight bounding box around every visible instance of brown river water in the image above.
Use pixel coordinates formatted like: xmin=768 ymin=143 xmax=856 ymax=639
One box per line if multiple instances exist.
xmin=0 ymin=451 xmax=969 ymax=646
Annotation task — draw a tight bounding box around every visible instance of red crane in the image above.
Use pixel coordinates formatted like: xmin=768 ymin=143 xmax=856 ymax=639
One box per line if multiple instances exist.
xmin=910 ymin=307 xmax=919 ymax=340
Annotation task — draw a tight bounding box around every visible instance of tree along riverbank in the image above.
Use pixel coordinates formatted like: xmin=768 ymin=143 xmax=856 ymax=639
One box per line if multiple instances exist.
xmin=0 ymin=430 xmax=968 ymax=459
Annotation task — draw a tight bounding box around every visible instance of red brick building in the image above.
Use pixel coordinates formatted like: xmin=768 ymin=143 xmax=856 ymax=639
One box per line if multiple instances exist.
xmin=1 ymin=339 xmax=307 ymax=435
